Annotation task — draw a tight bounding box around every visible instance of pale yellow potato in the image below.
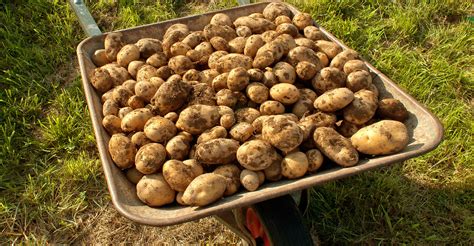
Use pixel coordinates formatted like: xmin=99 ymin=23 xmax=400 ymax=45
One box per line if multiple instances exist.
xmin=314 ymin=40 xmax=342 ymax=59
xmin=176 ymin=105 xmax=221 ymax=135
xmin=125 ymin=167 xmax=144 ymax=184
xmin=200 ymin=69 xmax=220 ymax=86
xmin=244 ymin=35 xmax=265 ymax=58
xmin=275 ymin=15 xmax=292 ymax=25
xmin=233 ymin=16 xmax=276 ymax=34
xmin=227 ymin=67 xmax=250 ymax=91
xmin=211 ymin=72 xmax=229 ymax=91
xmin=92 ymin=49 xmax=110 ymax=67
xmin=306 ymin=149 xmax=324 ymax=172
xmin=118 ymin=107 xmax=133 ymax=119
xmin=351 ymin=120 xmax=409 ymax=155
xmin=136 ymin=174 xmax=175 ymax=207
xmin=304 ymin=26 xmax=326 ymax=41
xmin=343 ymin=59 xmax=369 ymax=74
xmin=195 ymin=138 xmax=240 ymax=164
xmin=292 ymin=13 xmax=313 ymax=30
xmin=102 ymin=115 xmax=121 ymax=134
xmin=330 ymin=49 xmax=359 ymax=70
xmin=228 ymin=37 xmax=246 ymax=54
xmin=182 ymin=159 xmax=204 ymax=177
xmin=108 ymin=133 xmax=136 ymax=169
xmin=210 ymin=36 xmax=230 ymax=51
xmin=162 ymin=159 xmax=199 ymax=192
xmin=144 ymin=116 xmax=177 ymax=143
xmin=213 ymin=164 xmax=241 ymax=196
xmin=246 ymin=82 xmax=269 ymax=104
xmin=170 ymin=42 xmax=192 ymax=57
xmin=90 ymin=68 xmax=113 ymax=93
xmin=135 ymin=143 xmax=167 ymax=174
xmin=314 ymin=88 xmax=354 ymax=112
xmin=210 ymin=13 xmax=232 ymax=27
xmin=287 ymin=46 xmax=320 ymax=67
xmin=168 ymin=55 xmax=194 ymax=75
xmin=281 ymin=151 xmax=308 ymax=179
xmin=262 ymin=115 xmax=303 ymax=152
xmin=269 ymin=83 xmax=300 ymax=105
xmin=235 ymin=107 xmax=261 ymax=124
xmin=121 ymin=108 xmax=153 ymax=132
xmin=261 ymin=30 xmax=278 ymax=43
xmin=182 ymin=173 xmax=227 ymax=206
xmin=316 ymin=52 xmax=329 ymax=67
xmin=220 ymin=114 xmax=236 ymax=129
xmin=104 ymin=32 xmax=123 ymax=61
xmin=263 ymin=2 xmax=293 ymax=21
xmin=216 ymin=89 xmax=238 ymax=108
xmin=240 ymin=169 xmax=260 ymax=191
xmin=117 ymin=44 xmax=140 ymax=68
xmin=136 ymin=64 xmax=158 ymax=82
xmin=122 ymin=79 xmax=137 ymax=92
xmin=313 ymin=127 xmax=359 ymax=167
xmin=273 ymin=62 xmax=296 ymax=84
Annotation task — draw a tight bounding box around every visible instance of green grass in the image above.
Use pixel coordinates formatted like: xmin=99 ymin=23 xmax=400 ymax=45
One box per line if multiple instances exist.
xmin=0 ymin=0 xmax=472 ymax=244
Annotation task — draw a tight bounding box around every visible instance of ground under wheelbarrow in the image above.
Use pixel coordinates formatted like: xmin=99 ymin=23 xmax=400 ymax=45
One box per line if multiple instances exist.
xmin=70 ymin=1 xmax=443 ymax=245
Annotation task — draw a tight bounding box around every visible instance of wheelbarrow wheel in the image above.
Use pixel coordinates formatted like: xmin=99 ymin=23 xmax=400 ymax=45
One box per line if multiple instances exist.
xmin=245 ymin=195 xmax=313 ymax=246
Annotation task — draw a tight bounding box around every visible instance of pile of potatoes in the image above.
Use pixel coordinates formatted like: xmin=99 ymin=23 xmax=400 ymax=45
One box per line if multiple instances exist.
xmin=90 ymin=3 xmax=410 ymax=207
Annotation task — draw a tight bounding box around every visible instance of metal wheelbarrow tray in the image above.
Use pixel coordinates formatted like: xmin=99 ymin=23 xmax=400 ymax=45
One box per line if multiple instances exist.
xmin=76 ymin=2 xmax=443 ymax=226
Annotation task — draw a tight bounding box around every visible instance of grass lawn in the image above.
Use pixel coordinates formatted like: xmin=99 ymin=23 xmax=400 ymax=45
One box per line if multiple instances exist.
xmin=0 ymin=0 xmax=472 ymax=244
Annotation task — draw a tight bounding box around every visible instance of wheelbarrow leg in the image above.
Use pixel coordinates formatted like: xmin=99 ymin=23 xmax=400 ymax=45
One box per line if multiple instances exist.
xmin=214 ymin=209 xmax=256 ymax=246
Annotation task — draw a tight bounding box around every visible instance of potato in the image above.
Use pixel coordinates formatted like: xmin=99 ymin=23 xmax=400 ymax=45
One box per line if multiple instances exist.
xmin=121 ymin=108 xmax=153 ymax=132
xmin=228 ymin=37 xmax=246 ymax=54
xmin=134 ymin=143 xmax=167 ymax=174
xmin=226 ymin=67 xmax=249 ymax=91
xmin=336 ymin=120 xmax=360 ymax=138
xmin=343 ymin=89 xmax=378 ymax=125
xmin=287 ymin=46 xmax=321 ymax=67
xmin=236 ymin=139 xmax=278 ymax=171
xmin=292 ymin=97 xmax=314 ymax=118
xmin=316 ymin=52 xmax=329 ymax=67
xmin=296 ymin=61 xmax=318 ymax=80
xmin=169 ymin=42 xmax=191 ymax=57
xmin=220 ymin=114 xmax=236 ymax=129
xmin=275 ymin=15 xmax=292 ymax=25
xmin=162 ymin=159 xmax=199 ymax=192
xmin=131 ymin=131 xmax=152 ymax=147
xmin=281 ymin=151 xmax=308 ymax=179
xmin=216 ymin=54 xmax=253 ymax=73
xmin=262 ymin=70 xmax=278 ymax=87
xmin=188 ymin=83 xmax=216 ymax=106
xmin=168 ymin=55 xmax=194 ymax=75
xmin=90 ymin=68 xmax=113 ymax=93
xmin=210 ymin=36 xmax=229 ymax=51
xmin=156 ymin=66 xmax=173 ymax=80
xmin=208 ymin=51 xmax=229 ymax=70
xmin=377 ymin=98 xmax=409 ymax=122
xmin=314 ymin=88 xmax=354 ymax=112
xmin=182 ymin=31 xmax=204 ymax=48
xmin=127 ymin=95 xmax=145 ymax=109
xmin=151 ymin=79 xmax=192 ymax=115
xmin=121 ymin=80 xmax=136 ymax=93
xmin=104 ymin=32 xmax=123 ymax=61
xmin=118 ymin=107 xmax=133 ymax=119
xmin=182 ymin=173 xmax=227 ymax=206
xmin=215 ymin=89 xmax=237 ymax=108
xmin=166 ymin=133 xmax=192 ymax=160
xmin=133 ymin=80 xmax=156 ymax=102
xmin=313 ymin=127 xmax=358 ymax=167
xmin=243 ymin=83 xmax=268 ymax=104
xmin=240 ymin=169 xmax=260 ymax=191
xmin=143 ymin=116 xmax=176 ymax=143
xmin=262 ymin=2 xmax=293 ymax=21
xmin=200 ymin=69 xmax=220 ymax=86
xmin=252 ymin=115 xmax=270 ymax=133
xmin=252 ymin=49 xmax=275 ymax=69
xmin=125 ymin=167 xmax=144 ymax=184
xmin=195 ymin=138 xmax=239 ymax=164
xmin=351 ymin=120 xmax=409 ymax=155
xmin=136 ymin=64 xmax=158 ymax=82
xmin=276 ymin=23 xmax=298 ymax=37
xmin=299 ymin=88 xmax=317 ymax=101
xmin=261 ymin=30 xmax=278 ymax=43
xmin=197 ymin=126 xmax=227 ymax=144
xmin=195 ymin=42 xmax=214 ymax=56
xmin=305 ymin=149 xmax=323 ymax=172
xmin=92 ymin=49 xmax=110 ymax=67
xmin=136 ymin=174 xmax=175 ymax=207
xmin=135 ymin=38 xmax=162 ymax=58
xmin=299 ymin=112 xmax=337 ymax=140
xmin=262 ymin=115 xmax=304 ymax=152
xmin=102 ymin=99 xmax=119 ymax=116
xmin=314 ymin=40 xmax=342 ymax=59
xmin=176 ymin=105 xmax=221 ymax=135
xmin=236 ymin=26 xmax=252 ymax=37
xmin=346 ymin=70 xmax=372 ymax=92
xmin=270 ymin=83 xmax=300 ymax=104
xmin=117 ymin=44 xmax=140 ymax=68
xmin=273 ymin=62 xmax=296 ymax=84
xmin=163 ymin=112 xmax=178 ymax=123
xmin=235 ymin=107 xmax=261 ymax=124
xmin=311 ymin=67 xmax=346 ymax=94
xmin=102 ymin=115 xmax=122 ymax=134
xmin=263 ymin=153 xmax=282 ymax=181
xmin=233 ymin=16 xmax=276 ymax=34
xmin=247 ymin=68 xmax=264 ymax=81
xmin=103 ymin=64 xmax=131 ymax=86
xmin=108 ymin=133 xmax=136 ymax=169
xmin=203 ymin=24 xmax=236 ymax=41
xmin=230 ymin=122 xmax=254 ymax=142
xmin=176 ymin=192 xmax=186 ymax=205
xmin=210 ymin=13 xmax=232 ymax=26
xmin=343 ymin=60 xmax=368 ymax=74
xmin=259 ymin=100 xmax=285 ymax=115
xmin=213 ymin=164 xmax=241 ymax=196
xmin=257 ymin=170 xmax=265 ymax=185
xmin=304 ymin=26 xmax=325 ymax=41
xmin=244 ymin=35 xmax=265 ymax=58
xmin=292 ymin=13 xmax=313 ymax=30
xmin=183 ymin=159 xmax=204 ymax=177
xmin=330 ymin=49 xmax=359 ymax=70
xmin=111 ymin=86 xmax=131 ymax=107
xmin=295 ymin=37 xmax=317 ymax=51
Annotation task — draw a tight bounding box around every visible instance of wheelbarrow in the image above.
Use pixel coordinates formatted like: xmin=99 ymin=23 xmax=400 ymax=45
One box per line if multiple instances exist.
xmin=70 ymin=1 xmax=443 ymax=245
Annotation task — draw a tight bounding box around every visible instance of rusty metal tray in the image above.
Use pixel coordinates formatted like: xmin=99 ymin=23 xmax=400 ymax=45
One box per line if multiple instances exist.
xmin=76 ymin=2 xmax=443 ymax=226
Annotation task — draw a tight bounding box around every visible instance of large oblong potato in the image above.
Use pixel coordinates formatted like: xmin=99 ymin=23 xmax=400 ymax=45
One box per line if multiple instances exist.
xmin=313 ymin=127 xmax=359 ymax=167
xmin=270 ymin=83 xmax=300 ymax=105
xmin=135 ymin=143 xmax=167 ymax=174
xmin=351 ymin=120 xmax=409 ymax=155
xmin=162 ymin=159 xmax=199 ymax=192
xmin=195 ymin=138 xmax=240 ymax=164
xmin=136 ymin=174 xmax=175 ymax=207
xmin=216 ymin=54 xmax=253 ymax=73
xmin=176 ymin=105 xmax=221 ymax=135
xmin=151 ymin=79 xmax=192 ymax=115
xmin=237 ymin=139 xmax=278 ymax=171
xmin=314 ymin=88 xmax=354 ymax=112
xmin=181 ymin=173 xmax=227 ymax=206
xmin=108 ymin=133 xmax=136 ymax=169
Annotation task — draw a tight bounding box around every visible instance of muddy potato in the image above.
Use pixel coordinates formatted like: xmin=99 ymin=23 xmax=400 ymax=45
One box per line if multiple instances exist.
xmin=125 ymin=167 xmax=144 ymax=184
xmin=235 ymin=107 xmax=261 ymax=124
xmin=233 ymin=16 xmax=276 ymax=34
xmin=182 ymin=31 xmax=204 ymax=48
xmin=188 ymin=83 xmax=216 ymax=106
xmin=336 ymin=120 xmax=360 ymax=138
xmin=183 ymin=159 xmax=204 ymax=177
xmin=316 ymin=52 xmax=329 ymax=67
xmin=228 ymin=37 xmax=246 ymax=54
xmin=299 ymin=112 xmax=337 ymax=140
xmin=200 ymin=69 xmax=220 ymax=86
xmin=295 ymin=37 xmax=317 ymax=51
xmin=101 ymin=90 xmax=114 ymax=104
xmin=252 ymin=115 xmax=270 ymax=133
xmin=143 ymin=116 xmax=177 ymax=143
xmin=104 ymin=32 xmax=123 ymax=61
xmin=220 ymin=114 xmax=236 ymax=129
xmin=296 ymin=61 xmax=318 ymax=81
xmin=377 ymin=98 xmax=409 ymax=122
xmin=197 ymin=126 xmax=227 ymax=144
xmin=262 ymin=2 xmax=293 ymax=21
xmin=305 ymin=149 xmax=323 ymax=171
xmin=102 ymin=115 xmax=122 ymax=134
xmin=102 ymin=99 xmax=119 ymax=116
xmin=168 ymin=55 xmax=194 ymax=75
xmin=170 ymin=42 xmax=191 ymax=57
xmin=346 ymin=70 xmax=372 ymax=92
xmin=244 ymin=35 xmax=265 ymax=58
xmin=182 ymin=173 xmax=227 ymax=206
xmin=311 ymin=67 xmax=346 ymax=94
xmin=92 ymin=49 xmax=110 ymax=67
xmin=215 ymin=89 xmax=237 ymax=108
xmin=166 ymin=133 xmax=192 ymax=160
xmin=261 ymin=30 xmax=278 ymax=43
xmin=131 ymin=131 xmax=152 ymax=147
xmin=276 ymin=23 xmax=298 ymax=37
xmin=163 ymin=112 xmax=178 ymax=123
xmin=90 ymin=67 xmax=113 ymax=93
xmin=185 ymin=49 xmax=202 ymax=62
xmin=108 ymin=133 xmax=136 ymax=169
xmin=208 ymin=51 xmax=228 ymax=70
xmin=287 ymin=46 xmax=320 ymax=68
xmin=134 ymin=143 xmax=167 ymax=174
xmin=343 ymin=60 xmax=368 ymax=74
xmin=134 ymin=80 xmax=157 ymax=102
xmin=313 ymin=127 xmax=358 ymax=167
xmin=281 ymin=151 xmax=308 ymax=179
xmin=299 ymin=88 xmax=317 ymax=101
xmin=103 ymin=64 xmax=131 ymax=86
xmin=351 ymin=120 xmax=409 ymax=155
xmin=121 ymin=108 xmax=153 ymax=132
xmin=151 ymin=79 xmax=192 ymax=115
xmin=122 ymin=80 xmax=137 ymax=93
xmin=118 ymin=107 xmax=133 ymax=119
xmin=236 ymin=26 xmax=252 ymax=38
xmin=227 ymin=67 xmax=249 ymax=91
xmin=237 ymin=139 xmax=278 ymax=171
xmin=156 ymin=66 xmax=173 ymax=80
xmin=162 ymin=160 xmax=198 ymax=192
xmin=216 ymin=54 xmax=253 ymax=73
xmin=304 ymin=26 xmax=325 ymax=41
xmin=275 ymin=15 xmax=292 ymax=25
xmin=259 ymin=101 xmax=285 ymax=115
xmin=210 ymin=36 xmax=229 ymax=51
xmin=240 ymin=169 xmax=260 ymax=191
xmin=127 ymin=95 xmax=145 ymax=109
xmin=136 ymin=64 xmax=158 ymax=82
xmin=195 ymin=138 xmax=240 ymax=164
xmin=137 ymin=174 xmax=175 ymax=207
xmin=263 ymin=153 xmax=282 ymax=181
xmin=247 ymin=68 xmax=264 ymax=81
xmin=117 ymin=44 xmax=140 ymax=68
xmin=229 ymin=122 xmax=254 ymax=142
xmin=273 ymin=62 xmax=296 ymax=84
xmin=111 ymin=86 xmax=132 ymax=107
xmin=314 ymin=88 xmax=354 ymax=112
xmin=330 ymin=49 xmax=359 ymax=70
xmin=314 ymin=40 xmax=342 ymax=59
xmin=252 ymin=49 xmax=275 ymax=69
xmin=176 ymin=105 xmax=221 ymax=135
xmin=210 ymin=13 xmax=232 ymax=26
xmin=343 ymin=89 xmax=378 ymax=125
xmin=203 ymin=23 xmax=236 ymax=41
xmin=270 ymin=83 xmax=300 ymax=105
xmin=182 ymin=69 xmax=200 ymax=82
xmin=262 ymin=115 xmax=303 ymax=152
xmin=213 ymin=164 xmax=241 ymax=196
xmin=246 ymin=82 xmax=269 ymax=104
xmin=292 ymin=97 xmax=314 ymax=118
xmin=292 ymin=13 xmax=313 ymax=30
xmin=262 ymin=70 xmax=278 ymax=87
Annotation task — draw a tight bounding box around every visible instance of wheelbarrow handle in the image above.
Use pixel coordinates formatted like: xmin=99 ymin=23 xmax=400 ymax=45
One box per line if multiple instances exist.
xmin=68 ymin=0 xmax=102 ymax=37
